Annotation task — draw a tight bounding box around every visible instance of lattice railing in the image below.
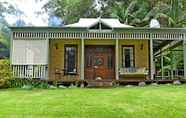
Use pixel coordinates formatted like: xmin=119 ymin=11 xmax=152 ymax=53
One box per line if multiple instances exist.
xmin=12 ymin=65 xmax=47 ymax=79
xmin=151 ymin=33 xmax=184 ymax=40
xmin=13 ymin=31 xmax=185 ymax=40
xmin=13 ymin=32 xmax=48 ymax=39
xmin=119 ymin=33 xmax=149 ymax=39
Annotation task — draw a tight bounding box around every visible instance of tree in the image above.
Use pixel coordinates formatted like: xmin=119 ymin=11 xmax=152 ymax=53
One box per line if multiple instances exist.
xmin=44 ymin=0 xmax=97 ymax=24
xmin=146 ymin=0 xmax=186 ymax=27
xmin=110 ymin=0 xmax=150 ymax=26
xmin=44 ymin=0 xmax=186 ymax=27
xmin=0 ymin=1 xmax=16 ymax=58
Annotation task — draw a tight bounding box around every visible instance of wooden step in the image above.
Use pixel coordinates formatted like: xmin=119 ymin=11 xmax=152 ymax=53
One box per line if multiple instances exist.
xmin=87 ymin=80 xmax=114 ymax=87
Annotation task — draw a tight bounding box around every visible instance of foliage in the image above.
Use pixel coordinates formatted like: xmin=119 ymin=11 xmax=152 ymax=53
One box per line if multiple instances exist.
xmin=44 ymin=0 xmax=97 ymax=24
xmin=0 ymin=2 xmax=16 ymax=17
xmin=9 ymin=78 xmax=50 ymax=89
xmin=110 ymin=0 xmax=150 ymax=26
xmin=0 ymin=1 xmax=16 ymax=58
xmin=0 ymin=19 xmax=10 ymax=58
xmin=155 ymin=45 xmax=184 ymax=77
xmin=44 ymin=0 xmax=186 ymax=27
xmin=0 ymin=59 xmax=13 ymax=88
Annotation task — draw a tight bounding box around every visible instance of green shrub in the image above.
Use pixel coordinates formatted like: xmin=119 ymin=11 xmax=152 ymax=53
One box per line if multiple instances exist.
xmin=0 ymin=59 xmax=13 ymax=88
xmin=9 ymin=78 xmax=50 ymax=89
xmin=37 ymin=82 xmax=50 ymax=89
xmin=22 ymin=84 xmax=33 ymax=90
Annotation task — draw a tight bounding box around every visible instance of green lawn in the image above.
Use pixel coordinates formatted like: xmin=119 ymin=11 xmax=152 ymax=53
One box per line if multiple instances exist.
xmin=1 ymin=85 xmax=186 ymax=118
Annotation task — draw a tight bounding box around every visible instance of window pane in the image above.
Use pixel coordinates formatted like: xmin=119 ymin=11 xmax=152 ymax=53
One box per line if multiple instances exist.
xmin=125 ymin=49 xmax=131 ymax=67
xmin=123 ymin=46 xmax=134 ymax=68
xmin=65 ymin=46 xmax=77 ymax=74
xmin=108 ymin=54 xmax=113 ymax=69
xmin=86 ymin=55 xmax=92 ymax=67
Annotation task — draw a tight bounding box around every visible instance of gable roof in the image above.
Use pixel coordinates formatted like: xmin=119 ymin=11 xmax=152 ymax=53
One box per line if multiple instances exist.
xmin=65 ymin=18 xmax=133 ymax=29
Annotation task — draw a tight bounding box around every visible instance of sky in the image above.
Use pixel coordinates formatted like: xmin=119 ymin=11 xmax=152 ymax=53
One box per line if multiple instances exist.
xmin=3 ymin=0 xmax=49 ymax=26
xmin=2 ymin=0 xmax=101 ymax=26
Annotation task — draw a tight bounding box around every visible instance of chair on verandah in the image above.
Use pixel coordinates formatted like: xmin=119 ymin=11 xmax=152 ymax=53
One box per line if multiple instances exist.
xmin=55 ymin=68 xmax=79 ymax=80
xmin=119 ymin=67 xmax=149 ymax=80
xmin=54 ymin=68 xmax=65 ymax=80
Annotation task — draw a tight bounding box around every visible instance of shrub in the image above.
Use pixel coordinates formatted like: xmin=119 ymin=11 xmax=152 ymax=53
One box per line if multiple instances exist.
xmin=0 ymin=59 xmax=13 ymax=88
xmin=9 ymin=78 xmax=50 ymax=89
xmin=33 ymin=81 xmax=49 ymax=89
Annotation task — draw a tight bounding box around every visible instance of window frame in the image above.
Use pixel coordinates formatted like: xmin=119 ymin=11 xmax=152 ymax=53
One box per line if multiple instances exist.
xmin=64 ymin=45 xmax=78 ymax=75
xmin=122 ymin=45 xmax=135 ymax=68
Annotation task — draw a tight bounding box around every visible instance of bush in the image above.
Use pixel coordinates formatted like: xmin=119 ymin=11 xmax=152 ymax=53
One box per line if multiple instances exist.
xmin=34 ymin=81 xmax=49 ymax=89
xmin=9 ymin=78 xmax=50 ymax=89
xmin=0 ymin=59 xmax=13 ymax=88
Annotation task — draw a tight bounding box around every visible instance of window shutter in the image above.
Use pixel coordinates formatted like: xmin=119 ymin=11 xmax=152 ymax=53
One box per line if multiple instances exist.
xmin=12 ymin=40 xmax=48 ymax=65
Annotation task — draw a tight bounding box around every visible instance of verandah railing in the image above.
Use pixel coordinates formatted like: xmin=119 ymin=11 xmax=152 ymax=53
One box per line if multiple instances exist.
xmin=12 ymin=65 xmax=48 ymax=79
xmin=13 ymin=31 xmax=184 ymax=40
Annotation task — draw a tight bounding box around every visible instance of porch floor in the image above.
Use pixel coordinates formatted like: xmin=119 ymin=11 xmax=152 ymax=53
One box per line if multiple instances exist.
xmin=47 ymin=79 xmax=186 ymax=87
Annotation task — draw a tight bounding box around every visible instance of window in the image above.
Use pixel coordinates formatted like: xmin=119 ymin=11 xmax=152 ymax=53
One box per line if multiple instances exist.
xmin=86 ymin=55 xmax=92 ymax=67
xmin=108 ymin=54 xmax=113 ymax=69
xmin=64 ymin=45 xmax=77 ymax=75
xmin=122 ymin=46 xmax=134 ymax=68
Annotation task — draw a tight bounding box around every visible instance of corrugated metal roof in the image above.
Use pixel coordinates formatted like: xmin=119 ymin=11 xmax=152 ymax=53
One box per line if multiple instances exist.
xmin=65 ymin=18 xmax=133 ymax=28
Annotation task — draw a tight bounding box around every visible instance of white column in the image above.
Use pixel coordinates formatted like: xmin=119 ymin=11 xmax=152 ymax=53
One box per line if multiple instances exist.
xmin=10 ymin=32 xmax=13 ymax=65
xmin=80 ymin=37 xmax=85 ymax=80
xmin=115 ymin=38 xmax=119 ymax=80
xmin=161 ymin=50 xmax=164 ymax=79
xmin=46 ymin=32 xmax=49 ymax=80
xmin=170 ymin=51 xmax=174 ymax=79
xmin=183 ymin=34 xmax=186 ymax=79
xmin=150 ymin=34 xmax=154 ymax=80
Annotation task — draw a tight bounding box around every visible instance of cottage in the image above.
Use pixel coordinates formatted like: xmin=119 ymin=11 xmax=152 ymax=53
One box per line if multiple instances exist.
xmin=10 ymin=18 xmax=186 ymax=85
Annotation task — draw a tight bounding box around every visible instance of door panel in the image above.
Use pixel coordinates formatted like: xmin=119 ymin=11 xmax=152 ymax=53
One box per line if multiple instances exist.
xmin=85 ymin=45 xmax=115 ymax=80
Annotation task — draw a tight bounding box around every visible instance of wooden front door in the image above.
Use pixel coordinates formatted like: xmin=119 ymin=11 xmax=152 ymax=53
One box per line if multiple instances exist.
xmin=85 ymin=45 xmax=115 ymax=80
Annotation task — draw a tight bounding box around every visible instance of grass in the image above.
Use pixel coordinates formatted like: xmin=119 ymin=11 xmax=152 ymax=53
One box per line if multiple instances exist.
xmin=0 ymin=85 xmax=186 ymax=118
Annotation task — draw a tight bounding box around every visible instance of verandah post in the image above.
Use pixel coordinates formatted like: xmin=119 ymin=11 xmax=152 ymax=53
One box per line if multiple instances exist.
xmin=161 ymin=49 xmax=164 ymax=80
xmin=115 ymin=38 xmax=119 ymax=80
xmin=183 ymin=34 xmax=186 ymax=79
xmin=80 ymin=36 xmax=85 ymax=80
xmin=46 ymin=31 xmax=49 ymax=80
xmin=150 ymin=33 xmax=154 ymax=80
xmin=170 ymin=50 xmax=174 ymax=79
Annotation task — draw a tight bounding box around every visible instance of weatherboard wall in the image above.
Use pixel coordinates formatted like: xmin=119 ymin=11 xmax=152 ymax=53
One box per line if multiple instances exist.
xmin=48 ymin=39 xmax=149 ymax=80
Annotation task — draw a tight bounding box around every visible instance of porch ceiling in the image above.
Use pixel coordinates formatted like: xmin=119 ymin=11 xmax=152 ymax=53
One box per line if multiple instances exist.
xmin=154 ymin=40 xmax=183 ymax=56
xmin=153 ymin=40 xmax=172 ymax=52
